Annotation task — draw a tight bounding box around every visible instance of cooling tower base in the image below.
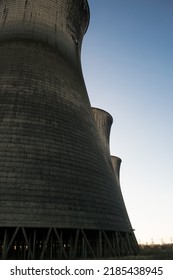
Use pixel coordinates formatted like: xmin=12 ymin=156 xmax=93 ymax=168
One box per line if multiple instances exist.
xmin=0 ymin=227 xmax=139 ymax=259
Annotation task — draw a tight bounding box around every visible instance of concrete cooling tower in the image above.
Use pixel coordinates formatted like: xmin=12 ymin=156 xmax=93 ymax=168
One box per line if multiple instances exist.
xmin=92 ymin=108 xmax=139 ymax=256
xmin=0 ymin=0 xmax=139 ymax=259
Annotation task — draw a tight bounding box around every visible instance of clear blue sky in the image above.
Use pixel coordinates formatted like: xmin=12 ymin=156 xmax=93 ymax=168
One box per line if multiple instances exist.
xmin=82 ymin=0 xmax=173 ymax=244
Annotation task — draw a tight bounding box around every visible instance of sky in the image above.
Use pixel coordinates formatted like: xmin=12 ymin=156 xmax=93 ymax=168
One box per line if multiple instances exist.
xmin=81 ymin=0 xmax=173 ymax=245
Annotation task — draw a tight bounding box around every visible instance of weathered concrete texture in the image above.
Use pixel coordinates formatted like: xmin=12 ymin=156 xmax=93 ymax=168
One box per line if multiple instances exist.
xmin=0 ymin=1 xmax=133 ymax=233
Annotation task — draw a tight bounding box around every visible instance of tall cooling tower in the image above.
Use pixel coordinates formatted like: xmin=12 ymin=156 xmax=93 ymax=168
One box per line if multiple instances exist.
xmin=0 ymin=0 xmax=139 ymax=259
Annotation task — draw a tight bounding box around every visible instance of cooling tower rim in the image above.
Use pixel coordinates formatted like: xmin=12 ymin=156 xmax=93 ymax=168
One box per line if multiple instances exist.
xmin=111 ymin=155 xmax=122 ymax=163
xmin=91 ymin=107 xmax=113 ymax=122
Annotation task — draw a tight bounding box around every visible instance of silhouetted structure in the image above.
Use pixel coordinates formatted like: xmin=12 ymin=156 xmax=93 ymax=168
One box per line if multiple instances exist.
xmin=0 ymin=0 xmax=139 ymax=259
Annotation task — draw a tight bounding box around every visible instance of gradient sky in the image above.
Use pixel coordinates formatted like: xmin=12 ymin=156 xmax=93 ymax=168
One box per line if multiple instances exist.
xmin=81 ymin=0 xmax=173 ymax=244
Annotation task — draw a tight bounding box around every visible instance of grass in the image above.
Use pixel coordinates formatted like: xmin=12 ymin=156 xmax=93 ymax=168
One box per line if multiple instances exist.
xmin=119 ymin=243 xmax=173 ymax=260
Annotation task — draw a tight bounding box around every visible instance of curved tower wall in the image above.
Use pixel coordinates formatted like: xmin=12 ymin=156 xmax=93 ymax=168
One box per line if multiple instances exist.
xmin=111 ymin=155 xmax=122 ymax=183
xmin=0 ymin=0 xmax=89 ymax=61
xmin=0 ymin=1 xmax=139 ymax=259
xmin=92 ymin=108 xmax=133 ymax=229
xmin=111 ymin=155 xmax=132 ymax=228
xmin=92 ymin=108 xmax=139 ymax=254
xmin=0 ymin=0 xmax=129 ymax=232
xmin=91 ymin=107 xmax=113 ymax=155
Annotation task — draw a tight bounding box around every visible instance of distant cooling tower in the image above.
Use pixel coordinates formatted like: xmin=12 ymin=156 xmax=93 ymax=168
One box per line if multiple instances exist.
xmin=0 ymin=0 xmax=139 ymax=259
xmin=111 ymin=155 xmax=122 ymax=183
xmin=92 ymin=108 xmax=139 ymax=255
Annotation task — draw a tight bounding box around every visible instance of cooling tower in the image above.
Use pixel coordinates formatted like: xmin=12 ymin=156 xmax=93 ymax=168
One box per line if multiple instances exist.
xmin=0 ymin=0 xmax=139 ymax=259
xmin=111 ymin=155 xmax=122 ymax=183
xmin=92 ymin=108 xmax=139 ymax=255
xmin=91 ymin=108 xmax=113 ymax=155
